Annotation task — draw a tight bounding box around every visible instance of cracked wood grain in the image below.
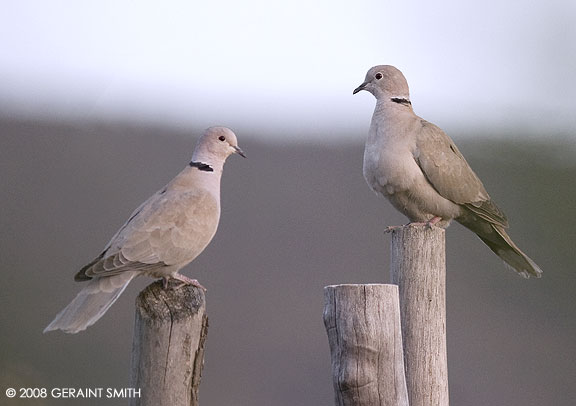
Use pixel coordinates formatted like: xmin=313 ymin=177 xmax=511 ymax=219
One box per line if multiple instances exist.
xmin=324 ymin=284 xmax=409 ymax=406
xmin=130 ymin=280 xmax=207 ymax=406
xmin=390 ymin=225 xmax=449 ymax=406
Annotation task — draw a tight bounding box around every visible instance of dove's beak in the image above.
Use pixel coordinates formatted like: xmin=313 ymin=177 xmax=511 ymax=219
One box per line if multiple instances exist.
xmin=353 ymin=82 xmax=368 ymax=95
xmin=234 ymin=146 xmax=246 ymax=158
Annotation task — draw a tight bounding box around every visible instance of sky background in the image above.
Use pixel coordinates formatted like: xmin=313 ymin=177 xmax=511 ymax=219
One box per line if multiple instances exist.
xmin=1 ymin=0 xmax=575 ymax=138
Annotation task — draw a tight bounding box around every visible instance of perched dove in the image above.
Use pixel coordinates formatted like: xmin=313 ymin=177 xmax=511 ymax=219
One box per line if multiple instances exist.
xmin=44 ymin=126 xmax=245 ymax=333
xmin=354 ymin=65 xmax=542 ymax=278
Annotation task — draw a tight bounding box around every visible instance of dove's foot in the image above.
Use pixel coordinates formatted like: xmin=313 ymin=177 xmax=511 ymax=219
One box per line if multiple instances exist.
xmin=163 ymin=274 xmax=207 ymax=291
xmin=385 ymin=217 xmax=442 ymax=233
xmin=409 ymin=216 xmax=442 ymax=229
xmin=384 ymin=225 xmax=404 ymax=233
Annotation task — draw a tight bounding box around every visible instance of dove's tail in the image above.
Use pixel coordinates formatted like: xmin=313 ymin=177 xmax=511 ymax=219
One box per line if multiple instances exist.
xmin=44 ymin=271 xmax=138 ymax=334
xmin=459 ymin=217 xmax=542 ymax=278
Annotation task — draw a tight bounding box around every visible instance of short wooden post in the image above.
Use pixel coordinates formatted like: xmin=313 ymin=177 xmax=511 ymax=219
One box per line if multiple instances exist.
xmin=323 ymin=284 xmax=409 ymax=406
xmin=389 ymin=225 xmax=448 ymax=406
xmin=130 ymin=280 xmax=208 ymax=406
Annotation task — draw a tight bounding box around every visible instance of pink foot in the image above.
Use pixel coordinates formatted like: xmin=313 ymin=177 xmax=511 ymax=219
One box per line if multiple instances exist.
xmin=163 ymin=274 xmax=207 ymax=291
xmin=409 ymin=216 xmax=442 ymax=229
xmin=385 ymin=217 xmax=442 ymax=233
xmin=384 ymin=225 xmax=404 ymax=233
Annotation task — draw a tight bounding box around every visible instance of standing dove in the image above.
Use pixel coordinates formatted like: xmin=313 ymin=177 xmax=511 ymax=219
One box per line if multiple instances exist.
xmin=44 ymin=126 xmax=246 ymax=333
xmin=354 ymin=65 xmax=542 ymax=278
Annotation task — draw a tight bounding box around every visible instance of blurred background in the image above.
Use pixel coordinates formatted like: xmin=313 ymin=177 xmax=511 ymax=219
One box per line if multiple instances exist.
xmin=1 ymin=1 xmax=575 ymax=405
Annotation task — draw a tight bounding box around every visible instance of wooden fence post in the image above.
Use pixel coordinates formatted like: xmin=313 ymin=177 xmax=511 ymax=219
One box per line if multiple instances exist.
xmin=323 ymin=284 xmax=409 ymax=406
xmin=389 ymin=225 xmax=448 ymax=406
xmin=130 ymin=280 xmax=208 ymax=406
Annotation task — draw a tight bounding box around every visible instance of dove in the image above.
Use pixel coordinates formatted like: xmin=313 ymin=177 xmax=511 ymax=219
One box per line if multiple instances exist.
xmin=354 ymin=65 xmax=542 ymax=278
xmin=44 ymin=126 xmax=246 ymax=333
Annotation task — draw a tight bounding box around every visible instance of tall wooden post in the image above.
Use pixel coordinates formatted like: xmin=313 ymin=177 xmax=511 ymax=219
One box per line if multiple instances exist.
xmin=323 ymin=284 xmax=409 ymax=406
xmin=390 ymin=225 xmax=448 ymax=406
xmin=130 ymin=280 xmax=208 ymax=406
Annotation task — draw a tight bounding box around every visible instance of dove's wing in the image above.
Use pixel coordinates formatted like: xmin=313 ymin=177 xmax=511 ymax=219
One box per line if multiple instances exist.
xmin=77 ymin=188 xmax=219 ymax=280
xmin=414 ymin=120 xmax=508 ymax=227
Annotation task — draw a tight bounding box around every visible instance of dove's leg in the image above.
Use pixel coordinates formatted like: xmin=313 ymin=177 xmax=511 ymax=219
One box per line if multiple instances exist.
xmin=385 ymin=217 xmax=442 ymax=233
xmin=384 ymin=225 xmax=404 ymax=233
xmin=408 ymin=216 xmax=442 ymax=228
xmin=164 ymin=274 xmax=207 ymax=291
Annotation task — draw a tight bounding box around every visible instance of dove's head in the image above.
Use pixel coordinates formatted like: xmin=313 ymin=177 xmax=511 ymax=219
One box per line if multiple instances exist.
xmin=353 ymin=65 xmax=410 ymax=100
xmin=192 ymin=127 xmax=246 ymax=164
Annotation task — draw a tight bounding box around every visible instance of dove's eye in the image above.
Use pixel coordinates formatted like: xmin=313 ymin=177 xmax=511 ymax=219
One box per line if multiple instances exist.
xmin=375 ymin=72 xmax=383 ymax=80
xmin=218 ymin=135 xmax=226 ymax=142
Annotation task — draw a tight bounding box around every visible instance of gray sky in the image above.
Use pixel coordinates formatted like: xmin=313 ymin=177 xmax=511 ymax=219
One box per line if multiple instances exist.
xmin=1 ymin=0 xmax=575 ymax=138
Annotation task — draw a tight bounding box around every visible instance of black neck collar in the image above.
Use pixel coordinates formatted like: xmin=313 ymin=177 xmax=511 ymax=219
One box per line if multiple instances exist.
xmin=189 ymin=161 xmax=214 ymax=172
xmin=391 ymin=97 xmax=412 ymax=106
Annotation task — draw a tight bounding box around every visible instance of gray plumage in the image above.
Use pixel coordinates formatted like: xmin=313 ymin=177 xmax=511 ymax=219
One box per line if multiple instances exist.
xmin=354 ymin=65 xmax=542 ymax=278
xmin=44 ymin=126 xmax=245 ymax=333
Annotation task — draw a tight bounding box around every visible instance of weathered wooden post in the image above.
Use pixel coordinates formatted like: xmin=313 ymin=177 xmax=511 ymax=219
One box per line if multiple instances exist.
xmin=130 ymin=280 xmax=208 ymax=406
xmin=323 ymin=284 xmax=409 ymax=406
xmin=389 ymin=225 xmax=448 ymax=406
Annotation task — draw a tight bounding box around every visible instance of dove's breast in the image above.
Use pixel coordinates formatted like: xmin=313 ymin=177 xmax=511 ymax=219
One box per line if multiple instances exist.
xmin=363 ymin=119 xmax=422 ymax=196
xmin=363 ymin=112 xmax=462 ymax=224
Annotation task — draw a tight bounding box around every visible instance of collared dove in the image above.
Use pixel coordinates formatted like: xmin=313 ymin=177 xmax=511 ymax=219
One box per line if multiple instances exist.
xmin=354 ymin=65 xmax=542 ymax=278
xmin=44 ymin=126 xmax=246 ymax=333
